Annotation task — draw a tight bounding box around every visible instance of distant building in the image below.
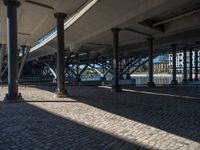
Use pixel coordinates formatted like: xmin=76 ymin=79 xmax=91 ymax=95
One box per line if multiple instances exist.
xmin=154 ymin=62 xmax=169 ymax=73
xmin=168 ymin=51 xmax=200 ymax=74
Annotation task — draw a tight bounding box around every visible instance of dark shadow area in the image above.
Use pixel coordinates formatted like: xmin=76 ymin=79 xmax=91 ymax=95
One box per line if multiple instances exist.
xmin=25 ymin=85 xmax=200 ymax=143
xmin=0 ymin=101 xmax=147 ymax=150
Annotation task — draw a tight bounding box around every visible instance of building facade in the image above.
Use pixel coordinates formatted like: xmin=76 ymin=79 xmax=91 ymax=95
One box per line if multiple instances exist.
xmin=154 ymin=62 xmax=169 ymax=73
xmin=168 ymin=51 xmax=200 ymax=74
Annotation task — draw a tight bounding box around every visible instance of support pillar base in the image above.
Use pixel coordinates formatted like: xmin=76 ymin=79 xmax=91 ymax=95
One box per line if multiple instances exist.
xmin=111 ymin=86 xmax=122 ymax=92
xmin=171 ymin=80 xmax=178 ymax=85
xmin=147 ymin=82 xmax=156 ymax=88
xmin=54 ymin=89 xmax=68 ymax=98
xmin=3 ymin=93 xmax=23 ymax=103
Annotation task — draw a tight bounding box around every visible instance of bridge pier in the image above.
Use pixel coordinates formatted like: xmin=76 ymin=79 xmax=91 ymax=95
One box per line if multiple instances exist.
xmin=3 ymin=0 xmax=22 ymax=102
xmin=194 ymin=50 xmax=199 ymax=81
xmin=171 ymin=44 xmax=178 ymax=85
xmin=189 ymin=48 xmax=193 ymax=82
xmin=54 ymin=12 xmax=68 ymax=98
xmin=21 ymin=45 xmax=26 ymax=57
xmin=111 ymin=28 xmax=121 ymax=92
xmin=0 ymin=44 xmax=5 ymax=77
xmin=147 ymin=37 xmax=155 ymax=87
xmin=182 ymin=48 xmax=188 ymax=83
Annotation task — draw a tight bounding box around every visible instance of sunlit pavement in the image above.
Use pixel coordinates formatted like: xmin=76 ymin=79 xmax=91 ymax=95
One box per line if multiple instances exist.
xmin=0 ymin=85 xmax=200 ymax=150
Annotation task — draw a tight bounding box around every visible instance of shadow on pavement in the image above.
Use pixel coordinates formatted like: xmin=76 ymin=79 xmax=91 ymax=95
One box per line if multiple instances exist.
xmin=0 ymin=101 xmax=146 ymax=150
xmin=25 ymin=85 xmax=200 ymax=143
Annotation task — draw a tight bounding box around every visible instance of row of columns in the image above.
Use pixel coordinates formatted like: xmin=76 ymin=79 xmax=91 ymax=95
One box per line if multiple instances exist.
xmin=3 ymin=0 xmax=68 ymax=102
xmin=111 ymin=28 xmax=156 ymax=92
xmin=3 ymin=0 xmax=200 ymax=100
xmin=111 ymin=29 xmax=200 ymax=92
xmin=172 ymin=45 xmax=199 ymax=84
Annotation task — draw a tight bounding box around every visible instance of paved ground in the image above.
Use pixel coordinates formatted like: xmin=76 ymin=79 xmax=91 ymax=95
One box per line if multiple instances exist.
xmin=0 ymin=85 xmax=200 ymax=150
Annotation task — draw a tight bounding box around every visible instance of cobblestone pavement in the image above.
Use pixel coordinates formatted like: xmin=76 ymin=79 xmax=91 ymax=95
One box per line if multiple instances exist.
xmin=0 ymin=85 xmax=200 ymax=150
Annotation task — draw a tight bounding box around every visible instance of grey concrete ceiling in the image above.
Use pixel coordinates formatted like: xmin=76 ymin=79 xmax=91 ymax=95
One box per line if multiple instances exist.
xmin=1 ymin=0 xmax=200 ymax=59
xmin=0 ymin=0 xmax=88 ymax=46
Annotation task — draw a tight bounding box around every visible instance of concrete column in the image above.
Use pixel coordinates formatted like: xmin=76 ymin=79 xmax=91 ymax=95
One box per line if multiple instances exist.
xmin=147 ymin=37 xmax=155 ymax=87
xmin=111 ymin=28 xmax=121 ymax=92
xmin=21 ymin=45 xmax=26 ymax=57
xmin=54 ymin=12 xmax=68 ymax=98
xmin=194 ymin=50 xmax=199 ymax=81
xmin=3 ymin=0 xmax=22 ymax=102
xmin=171 ymin=44 xmax=178 ymax=85
xmin=0 ymin=44 xmax=6 ymax=75
xmin=189 ymin=48 xmax=193 ymax=82
xmin=182 ymin=48 xmax=188 ymax=83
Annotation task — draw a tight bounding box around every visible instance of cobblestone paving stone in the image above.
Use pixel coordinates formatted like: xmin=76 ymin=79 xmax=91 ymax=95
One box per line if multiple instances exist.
xmin=0 ymin=85 xmax=200 ymax=150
